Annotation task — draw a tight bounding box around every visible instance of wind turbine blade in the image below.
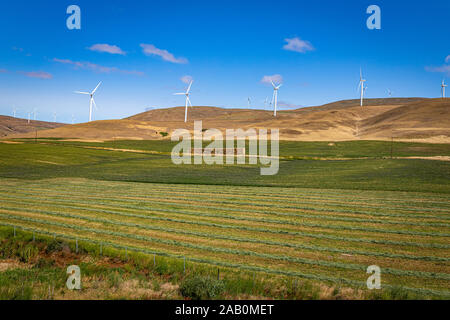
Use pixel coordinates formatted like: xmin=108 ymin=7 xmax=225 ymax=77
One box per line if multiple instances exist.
xmin=271 ymin=80 xmax=276 ymax=88
xmin=74 ymin=91 xmax=90 ymax=95
xmin=187 ymin=97 xmax=192 ymax=107
xmin=92 ymin=82 xmax=102 ymax=94
xmin=173 ymin=93 xmax=185 ymax=95
xmin=277 ymin=84 xmax=283 ymax=89
xmin=186 ymin=81 xmax=193 ymax=94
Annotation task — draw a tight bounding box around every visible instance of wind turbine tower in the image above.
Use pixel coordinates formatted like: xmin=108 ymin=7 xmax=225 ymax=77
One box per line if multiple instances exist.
xmin=173 ymin=80 xmax=193 ymax=123
xmin=442 ymin=79 xmax=448 ymax=98
xmin=75 ymin=82 xmax=102 ymax=122
xmin=358 ymin=68 xmax=367 ymax=107
xmin=271 ymin=81 xmax=282 ymax=117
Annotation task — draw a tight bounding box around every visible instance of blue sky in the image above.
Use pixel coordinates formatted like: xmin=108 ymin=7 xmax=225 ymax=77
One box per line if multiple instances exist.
xmin=0 ymin=0 xmax=449 ymax=123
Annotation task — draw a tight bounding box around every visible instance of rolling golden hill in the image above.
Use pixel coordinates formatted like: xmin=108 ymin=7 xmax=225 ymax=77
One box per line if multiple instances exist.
xmin=2 ymin=98 xmax=449 ymax=142
xmin=0 ymin=116 xmax=64 ymax=138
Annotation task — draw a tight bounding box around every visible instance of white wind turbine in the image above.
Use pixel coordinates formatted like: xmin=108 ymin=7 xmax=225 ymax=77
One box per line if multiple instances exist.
xmin=271 ymin=81 xmax=282 ymax=117
xmin=12 ymin=106 xmax=17 ymax=118
xmin=27 ymin=111 xmax=31 ymax=124
xmin=358 ymin=68 xmax=367 ymax=107
xmin=173 ymin=80 xmax=193 ymax=123
xmin=75 ymin=82 xmax=102 ymax=122
xmin=247 ymin=97 xmax=251 ymax=108
xmin=33 ymin=108 xmax=38 ymax=120
xmin=441 ymin=79 xmax=448 ymax=98
xmin=263 ymin=97 xmax=269 ymax=109
xmin=387 ymin=88 xmax=392 ymax=97
xmin=71 ymin=114 xmax=75 ymax=125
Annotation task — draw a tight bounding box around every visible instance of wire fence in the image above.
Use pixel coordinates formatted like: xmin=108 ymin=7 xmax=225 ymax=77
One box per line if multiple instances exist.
xmin=1 ymin=221 xmax=449 ymax=298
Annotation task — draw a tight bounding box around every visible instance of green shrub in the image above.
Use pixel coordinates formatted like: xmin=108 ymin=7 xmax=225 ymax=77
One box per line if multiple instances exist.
xmin=180 ymin=276 xmax=225 ymax=300
xmin=159 ymin=132 xmax=168 ymax=137
xmin=45 ymin=240 xmax=66 ymax=254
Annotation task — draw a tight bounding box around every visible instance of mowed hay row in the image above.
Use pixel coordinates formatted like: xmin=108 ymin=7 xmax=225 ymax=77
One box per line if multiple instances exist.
xmin=0 ymin=198 xmax=448 ymax=264
xmin=3 ymin=178 xmax=450 ymax=210
xmin=0 ymin=178 xmax=449 ymax=296
xmin=0 ymin=182 xmax=449 ymax=247
xmin=3 ymin=177 xmax=450 ymax=208
xmin=0 ymin=212 xmax=449 ymax=294
xmin=1 ymin=193 xmax=449 ymax=250
xmin=3 ymin=185 xmax=450 ymax=235
xmin=1 ymin=182 xmax=449 ymax=222
xmin=4 ymin=191 xmax=448 ymax=248
xmin=1 ymin=205 xmax=448 ymax=274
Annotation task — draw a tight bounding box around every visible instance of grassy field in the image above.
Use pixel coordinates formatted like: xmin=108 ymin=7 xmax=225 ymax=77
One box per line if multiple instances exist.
xmin=0 ymin=139 xmax=449 ymax=299
xmin=0 ymin=139 xmax=450 ymax=192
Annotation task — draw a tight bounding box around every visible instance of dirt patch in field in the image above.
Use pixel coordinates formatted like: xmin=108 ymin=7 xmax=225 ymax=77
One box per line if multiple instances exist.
xmin=34 ymin=160 xmax=65 ymax=166
xmin=395 ymin=156 xmax=450 ymax=161
xmin=0 ymin=259 xmax=30 ymax=272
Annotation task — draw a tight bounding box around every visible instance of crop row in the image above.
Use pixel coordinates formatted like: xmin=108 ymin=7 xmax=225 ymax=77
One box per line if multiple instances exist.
xmin=1 ymin=221 xmax=448 ymax=298
xmin=4 ymin=184 xmax=449 ymax=215
xmin=1 ymin=189 xmax=449 ymax=236
xmin=2 ymin=187 xmax=448 ymax=223
xmin=1 ymin=198 xmax=448 ymax=249
xmin=1 ymin=210 xmax=449 ymax=281
xmin=0 ymin=201 xmax=447 ymax=262
xmin=5 ymin=181 xmax=450 ymax=209
xmin=1 ymin=192 xmax=448 ymax=231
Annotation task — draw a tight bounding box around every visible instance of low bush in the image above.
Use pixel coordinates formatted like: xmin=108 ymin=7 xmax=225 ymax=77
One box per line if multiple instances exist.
xmin=180 ymin=276 xmax=225 ymax=300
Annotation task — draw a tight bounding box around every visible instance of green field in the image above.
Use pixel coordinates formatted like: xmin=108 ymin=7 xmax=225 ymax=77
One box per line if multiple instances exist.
xmin=0 ymin=140 xmax=449 ymax=298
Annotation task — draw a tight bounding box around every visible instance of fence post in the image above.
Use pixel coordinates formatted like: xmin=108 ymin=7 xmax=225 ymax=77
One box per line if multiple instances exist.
xmin=217 ymin=268 xmax=220 ymax=280
xmin=75 ymin=238 xmax=78 ymax=253
xmin=32 ymin=232 xmax=35 ymax=242
xmin=100 ymin=243 xmax=102 ymax=255
xmin=153 ymin=254 xmax=156 ymax=267
xmin=125 ymin=248 xmax=128 ymax=261
xmin=183 ymin=257 xmax=186 ymax=273
xmin=13 ymin=226 xmax=16 ymax=237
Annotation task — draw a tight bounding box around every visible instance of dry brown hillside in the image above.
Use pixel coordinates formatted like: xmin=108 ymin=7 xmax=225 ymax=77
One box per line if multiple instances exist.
xmin=0 ymin=116 xmax=64 ymax=137
xmin=359 ymin=99 xmax=450 ymax=140
xmin=3 ymin=98 xmax=449 ymax=142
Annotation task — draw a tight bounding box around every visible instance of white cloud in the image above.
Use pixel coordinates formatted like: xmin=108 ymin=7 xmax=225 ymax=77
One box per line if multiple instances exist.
xmin=181 ymin=75 xmax=193 ymax=84
xmin=445 ymin=55 xmax=450 ymax=63
xmin=140 ymin=44 xmax=188 ymax=64
xmin=261 ymin=74 xmax=283 ymax=85
xmin=425 ymin=65 xmax=450 ymax=75
xmin=88 ymin=44 xmax=126 ymax=55
xmin=283 ymin=37 xmax=314 ymax=53
xmin=53 ymin=58 xmax=144 ymax=76
xmin=19 ymin=71 xmax=53 ymax=79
